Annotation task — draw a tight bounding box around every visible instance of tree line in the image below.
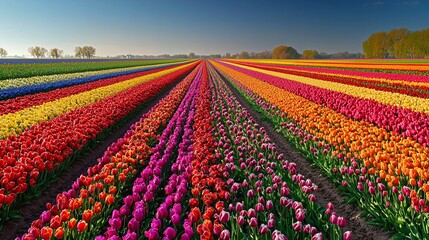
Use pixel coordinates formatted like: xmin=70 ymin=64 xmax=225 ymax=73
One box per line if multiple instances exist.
xmin=363 ymin=28 xmax=429 ymax=58
xmin=225 ymin=46 xmax=363 ymax=59
xmin=0 ymin=46 xmax=96 ymax=59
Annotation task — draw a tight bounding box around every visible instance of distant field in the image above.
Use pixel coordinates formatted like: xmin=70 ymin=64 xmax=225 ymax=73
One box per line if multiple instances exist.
xmin=233 ymin=59 xmax=429 ymax=74
xmin=0 ymin=59 xmax=187 ymax=80
xmin=0 ymin=58 xmax=177 ymax=64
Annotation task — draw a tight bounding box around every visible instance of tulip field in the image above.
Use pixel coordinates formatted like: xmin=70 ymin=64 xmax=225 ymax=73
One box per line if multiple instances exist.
xmin=1 ymin=59 xmax=429 ymax=240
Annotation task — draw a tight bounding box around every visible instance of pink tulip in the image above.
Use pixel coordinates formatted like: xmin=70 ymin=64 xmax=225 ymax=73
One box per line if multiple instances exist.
xmin=268 ymin=219 xmax=275 ymax=229
xmin=249 ymin=217 xmax=258 ymax=228
xmin=312 ymin=233 xmax=323 ymax=240
xmin=337 ymin=217 xmax=347 ymax=227
xmin=329 ymin=214 xmax=337 ymax=224
xmin=220 ymin=230 xmax=231 ymax=240
xmin=237 ymin=216 xmax=245 ymax=226
xmin=219 ymin=210 xmax=230 ymax=223
xmin=293 ymin=221 xmax=302 ymax=231
xmin=259 ymin=224 xmax=269 ymax=234
xmin=343 ymin=231 xmax=352 ymax=240
xmin=295 ymin=209 xmax=306 ymax=221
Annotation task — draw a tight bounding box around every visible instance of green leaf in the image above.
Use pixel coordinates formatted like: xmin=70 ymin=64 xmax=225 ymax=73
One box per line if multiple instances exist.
xmin=367 ymin=218 xmax=386 ymax=227
xmin=9 ymin=212 xmax=22 ymax=220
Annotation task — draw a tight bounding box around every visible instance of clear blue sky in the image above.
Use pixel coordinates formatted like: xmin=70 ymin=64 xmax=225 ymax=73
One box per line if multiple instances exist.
xmin=1 ymin=0 xmax=428 ymax=57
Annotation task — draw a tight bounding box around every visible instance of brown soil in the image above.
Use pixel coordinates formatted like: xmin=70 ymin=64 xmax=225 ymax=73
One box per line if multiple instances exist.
xmin=2 ymin=79 xmax=181 ymax=240
xmin=222 ymin=73 xmax=392 ymax=240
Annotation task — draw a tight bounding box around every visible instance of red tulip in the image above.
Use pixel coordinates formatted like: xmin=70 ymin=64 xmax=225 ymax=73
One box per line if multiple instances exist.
xmin=77 ymin=220 xmax=88 ymax=232
xmin=54 ymin=227 xmax=64 ymax=239
xmin=68 ymin=218 xmax=77 ymax=229
xmin=82 ymin=209 xmax=94 ymax=222
xmin=40 ymin=226 xmax=53 ymax=240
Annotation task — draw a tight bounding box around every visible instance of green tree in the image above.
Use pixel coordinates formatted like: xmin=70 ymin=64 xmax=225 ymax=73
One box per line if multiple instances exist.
xmin=386 ymin=28 xmax=410 ymax=58
xmin=0 ymin=48 xmax=7 ymax=57
xmin=49 ymin=48 xmax=63 ymax=58
xmin=272 ymin=45 xmax=287 ymax=59
xmin=75 ymin=46 xmax=84 ymax=58
xmin=239 ymin=51 xmax=250 ymax=59
xmin=363 ymin=32 xmax=388 ymax=58
xmin=403 ymin=29 xmax=429 ymax=58
xmin=272 ymin=45 xmax=300 ymax=59
xmin=302 ymin=49 xmax=319 ymax=59
xmin=28 ymin=46 xmax=47 ymax=58
xmin=75 ymin=46 xmax=96 ymax=58
xmin=188 ymin=52 xmax=196 ymax=58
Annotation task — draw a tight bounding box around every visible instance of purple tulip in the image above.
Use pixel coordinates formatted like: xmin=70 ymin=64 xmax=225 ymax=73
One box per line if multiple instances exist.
xmin=171 ymin=213 xmax=181 ymax=225
xmin=120 ymin=205 xmax=130 ymax=216
xmin=133 ymin=208 xmax=145 ymax=222
xmin=156 ymin=206 xmax=168 ymax=219
xmin=40 ymin=210 xmax=51 ymax=224
xmin=163 ymin=227 xmax=176 ymax=239
xmin=180 ymin=233 xmax=190 ymax=240
xmin=123 ymin=195 xmax=133 ymax=207
xmin=144 ymin=229 xmax=159 ymax=240
xmin=123 ymin=232 xmax=137 ymax=240
xmin=128 ymin=218 xmax=139 ymax=232
xmin=151 ymin=218 xmax=162 ymax=229
xmin=109 ymin=218 xmax=122 ymax=229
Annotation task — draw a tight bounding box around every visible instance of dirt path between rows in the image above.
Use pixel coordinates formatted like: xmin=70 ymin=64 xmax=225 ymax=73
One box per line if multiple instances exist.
xmin=220 ymin=71 xmax=391 ymax=240
xmin=2 ymin=77 xmax=184 ymax=240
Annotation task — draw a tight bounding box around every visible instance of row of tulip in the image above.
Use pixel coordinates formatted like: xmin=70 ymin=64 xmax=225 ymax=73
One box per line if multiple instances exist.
xmin=203 ymin=64 xmax=350 ymax=239
xmin=0 ymin=63 xmax=192 ymax=139
xmin=212 ymin=61 xmax=429 ymax=238
xmin=228 ymin=60 xmax=429 ymax=83
xmin=235 ymin=59 xmax=429 ymax=74
xmin=231 ymin=61 xmax=429 ymax=98
xmin=223 ymin=61 xmax=429 ymax=114
xmin=0 ymin=62 xmax=199 ymax=226
xmin=218 ymin=61 xmax=429 ymax=148
xmin=97 ymin=62 xmax=204 ymax=240
xmin=0 ymin=64 xmax=179 ymax=116
xmin=0 ymin=59 xmax=185 ymax=80
xmin=214 ymin=60 xmax=429 ymax=184
xmin=15 ymin=62 xmax=202 ymax=240
xmin=0 ymin=61 xmax=186 ymax=100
